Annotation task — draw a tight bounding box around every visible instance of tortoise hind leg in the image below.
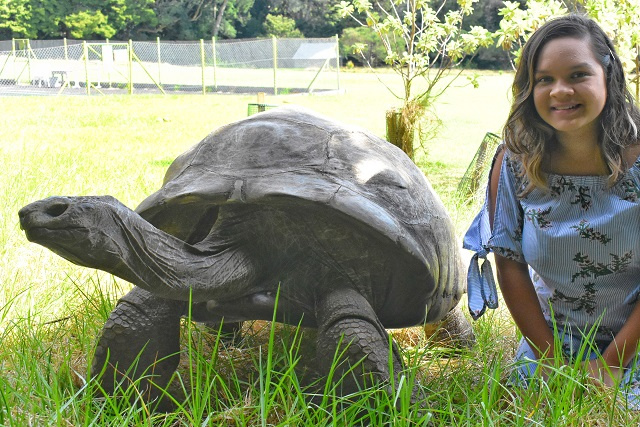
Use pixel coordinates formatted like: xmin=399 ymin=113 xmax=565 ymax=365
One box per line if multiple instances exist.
xmin=315 ymin=288 xmax=405 ymax=395
xmin=91 ymin=286 xmax=186 ymax=406
xmin=198 ymin=320 xmax=244 ymax=346
xmin=423 ymin=305 xmax=475 ymax=348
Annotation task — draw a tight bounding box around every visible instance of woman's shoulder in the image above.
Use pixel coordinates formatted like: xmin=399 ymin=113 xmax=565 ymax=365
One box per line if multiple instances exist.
xmin=488 ymin=146 xmax=530 ymax=204
xmin=496 ymin=147 xmax=526 ymax=182
xmin=488 ymin=145 xmax=517 ymax=194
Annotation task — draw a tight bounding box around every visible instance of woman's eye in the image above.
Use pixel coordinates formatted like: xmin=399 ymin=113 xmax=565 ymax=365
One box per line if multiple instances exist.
xmin=535 ymin=76 xmax=551 ymax=84
xmin=572 ymin=72 xmax=588 ymax=79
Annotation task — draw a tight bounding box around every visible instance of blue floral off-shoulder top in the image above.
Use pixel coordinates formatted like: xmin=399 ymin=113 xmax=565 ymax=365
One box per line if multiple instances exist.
xmin=463 ymin=146 xmax=640 ymax=342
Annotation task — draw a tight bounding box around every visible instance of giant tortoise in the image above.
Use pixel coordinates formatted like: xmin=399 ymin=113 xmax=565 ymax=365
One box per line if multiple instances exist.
xmin=19 ymin=106 xmax=471 ymax=402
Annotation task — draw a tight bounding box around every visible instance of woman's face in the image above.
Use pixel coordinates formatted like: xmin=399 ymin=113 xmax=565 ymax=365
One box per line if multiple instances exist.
xmin=532 ymin=36 xmax=607 ymax=142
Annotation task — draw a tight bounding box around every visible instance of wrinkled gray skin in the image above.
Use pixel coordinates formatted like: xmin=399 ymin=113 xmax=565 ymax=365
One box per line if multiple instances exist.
xmin=19 ymin=106 xmax=472 ymax=403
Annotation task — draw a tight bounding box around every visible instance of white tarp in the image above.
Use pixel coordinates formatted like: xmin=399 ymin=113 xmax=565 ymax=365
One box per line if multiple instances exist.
xmin=292 ymin=43 xmax=336 ymax=60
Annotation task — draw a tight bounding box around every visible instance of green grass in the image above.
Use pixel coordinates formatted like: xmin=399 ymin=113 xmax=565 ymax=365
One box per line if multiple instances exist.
xmin=1 ymin=69 xmax=639 ymax=425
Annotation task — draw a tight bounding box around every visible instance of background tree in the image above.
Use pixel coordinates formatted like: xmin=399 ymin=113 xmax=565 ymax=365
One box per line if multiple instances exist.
xmin=263 ymin=14 xmax=303 ymax=38
xmin=494 ymin=0 xmax=568 ymax=68
xmin=152 ymin=0 xmax=253 ymax=40
xmin=0 ymin=0 xmax=517 ymax=43
xmin=0 ymin=0 xmax=35 ymax=39
xmin=496 ymin=0 xmax=640 ymax=96
xmin=338 ymin=0 xmax=494 ymax=159
xmin=268 ymin=0 xmax=343 ymax=37
xmin=208 ymin=0 xmax=254 ymax=38
xmin=109 ymin=0 xmax=158 ymax=39
xmin=0 ymin=0 xmax=69 ymax=38
xmin=153 ymin=0 xmax=205 ymax=39
xmin=211 ymin=0 xmax=229 ymax=37
xmin=240 ymin=0 xmax=345 ymax=38
xmin=65 ymin=10 xmax=116 ymax=39
xmin=339 ymin=26 xmax=388 ymax=66
xmin=59 ymin=0 xmax=156 ymax=39
xmin=0 ymin=0 xmax=158 ymax=40
xmin=462 ymin=0 xmax=514 ymax=69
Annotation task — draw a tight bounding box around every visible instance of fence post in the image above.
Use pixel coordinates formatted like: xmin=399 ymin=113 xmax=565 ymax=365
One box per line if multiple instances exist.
xmin=105 ymin=38 xmax=111 ymax=88
xmin=212 ymin=37 xmax=217 ymax=91
xmin=272 ymin=36 xmax=278 ymax=95
xmin=26 ymin=39 xmax=32 ymax=83
xmin=335 ymin=34 xmax=340 ymax=92
xmin=128 ymin=39 xmax=133 ymax=95
xmin=157 ymin=37 xmax=162 ymax=85
xmin=200 ymin=39 xmax=206 ymax=95
xmin=63 ymin=38 xmax=68 ymax=61
xmin=83 ymin=41 xmax=90 ymax=95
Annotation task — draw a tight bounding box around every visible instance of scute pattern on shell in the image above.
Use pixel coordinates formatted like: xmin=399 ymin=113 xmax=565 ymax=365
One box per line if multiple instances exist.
xmin=136 ymin=106 xmax=465 ymax=322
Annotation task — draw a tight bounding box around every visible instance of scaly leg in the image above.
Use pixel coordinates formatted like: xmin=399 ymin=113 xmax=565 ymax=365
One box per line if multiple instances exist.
xmin=315 ymin=288 xmax=405 ymax=395
xmin=91 ymin=286 xmax=186 ymax=404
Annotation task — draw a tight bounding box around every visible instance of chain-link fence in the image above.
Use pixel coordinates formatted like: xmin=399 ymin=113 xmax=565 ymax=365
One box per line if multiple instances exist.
xmin=0 ymin=37 xmax=340 ymax=96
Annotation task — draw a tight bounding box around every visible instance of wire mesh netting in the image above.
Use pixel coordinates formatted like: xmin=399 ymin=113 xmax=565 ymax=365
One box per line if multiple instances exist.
xmin=0 ymin=37 xmax=340 ymax=96
xmin=456 ymin=132 xmax=502 ymax=205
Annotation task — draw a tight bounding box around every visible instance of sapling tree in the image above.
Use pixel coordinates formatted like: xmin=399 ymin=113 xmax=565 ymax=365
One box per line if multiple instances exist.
xmin=494 ymin=0 xmax=568 ymax=68
xmin=338 ymin=0 xmax=493 ymax=160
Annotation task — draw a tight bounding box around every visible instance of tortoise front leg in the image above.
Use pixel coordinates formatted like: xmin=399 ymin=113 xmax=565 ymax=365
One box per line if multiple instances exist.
xmin=91 ymin=286 xmax=186 ymax=404
xmin=315 ymin=288 xmax=405 ymax=395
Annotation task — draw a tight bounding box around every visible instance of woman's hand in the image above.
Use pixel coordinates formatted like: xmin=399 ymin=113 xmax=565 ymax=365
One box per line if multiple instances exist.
xmin=585 ymin=359 xmax=623 ymax=388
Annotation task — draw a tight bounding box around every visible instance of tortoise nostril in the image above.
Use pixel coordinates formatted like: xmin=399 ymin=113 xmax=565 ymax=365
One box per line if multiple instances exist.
xmin=45 ymin=202 xmax=69 ymax=218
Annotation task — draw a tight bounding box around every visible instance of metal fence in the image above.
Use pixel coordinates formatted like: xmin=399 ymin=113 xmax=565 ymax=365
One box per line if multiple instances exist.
xmin=456 ymin=132 xmax=501 ymax=206
xmin=0 ymin=37 xmax=340 ymax=96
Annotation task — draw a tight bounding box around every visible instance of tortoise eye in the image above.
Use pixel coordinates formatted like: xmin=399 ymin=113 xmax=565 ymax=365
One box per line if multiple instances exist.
xmin=45 ymin=201 xmax=69 ymax=218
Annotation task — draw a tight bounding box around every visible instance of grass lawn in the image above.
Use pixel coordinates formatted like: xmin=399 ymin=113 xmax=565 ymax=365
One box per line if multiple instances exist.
xmin=1 ymin=69 xmax=638 ymax=425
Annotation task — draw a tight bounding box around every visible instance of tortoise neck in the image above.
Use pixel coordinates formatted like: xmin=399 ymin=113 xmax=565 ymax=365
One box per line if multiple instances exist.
xmin=107 ymin=209 xmax=254 ymax=302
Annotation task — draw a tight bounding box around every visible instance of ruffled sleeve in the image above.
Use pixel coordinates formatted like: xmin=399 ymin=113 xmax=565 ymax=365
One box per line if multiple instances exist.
xmin=463 ymin=147 xmax=525 ymax=320
xmin=488 ymin=151 xmax=526 ymax=262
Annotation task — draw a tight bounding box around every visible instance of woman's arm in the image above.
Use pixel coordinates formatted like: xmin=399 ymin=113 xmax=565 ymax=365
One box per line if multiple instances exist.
xmin=603 ymin=302 xmax=640 ymax=367
xmin=489 ymin=150 xmax=557 ymax=361
xmin=494 ymin=255 xmax=557 ymax=359
xmin=587 ymin=301 xmax=640 ymax=386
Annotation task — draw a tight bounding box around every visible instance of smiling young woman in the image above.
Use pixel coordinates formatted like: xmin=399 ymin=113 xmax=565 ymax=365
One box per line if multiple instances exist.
xmin=463 ymin=14 xmax=640 ymax=407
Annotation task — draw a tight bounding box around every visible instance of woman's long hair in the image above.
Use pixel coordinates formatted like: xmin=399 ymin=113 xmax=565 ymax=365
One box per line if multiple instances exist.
xmin=503 ymin=14 xmax=640 ymax=192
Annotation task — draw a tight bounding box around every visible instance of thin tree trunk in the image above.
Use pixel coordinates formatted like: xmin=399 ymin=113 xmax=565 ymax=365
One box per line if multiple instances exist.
xmin=386 ymin=107 xmax=415 ymax=160
xmin=212 ymin=0 xmax=229 ymax=37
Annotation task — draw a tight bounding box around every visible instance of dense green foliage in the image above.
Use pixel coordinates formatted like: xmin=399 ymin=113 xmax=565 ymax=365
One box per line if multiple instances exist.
xmin=262 ymin=14 xmax=303 ymax=38
xmin=0 ymin=0 xmax=505 ymax=48
xmin=0 ymin=0 xmax=159 ymax=39
xmin=496 ymin=0 xmax=640 ymax=84
xmin=0 ymin=0 xmax=349 ymax=40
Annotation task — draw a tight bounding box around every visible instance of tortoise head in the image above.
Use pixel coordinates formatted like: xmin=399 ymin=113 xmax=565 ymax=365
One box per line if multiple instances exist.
xmin=18 ymin=196 xmax=136 ymax=270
